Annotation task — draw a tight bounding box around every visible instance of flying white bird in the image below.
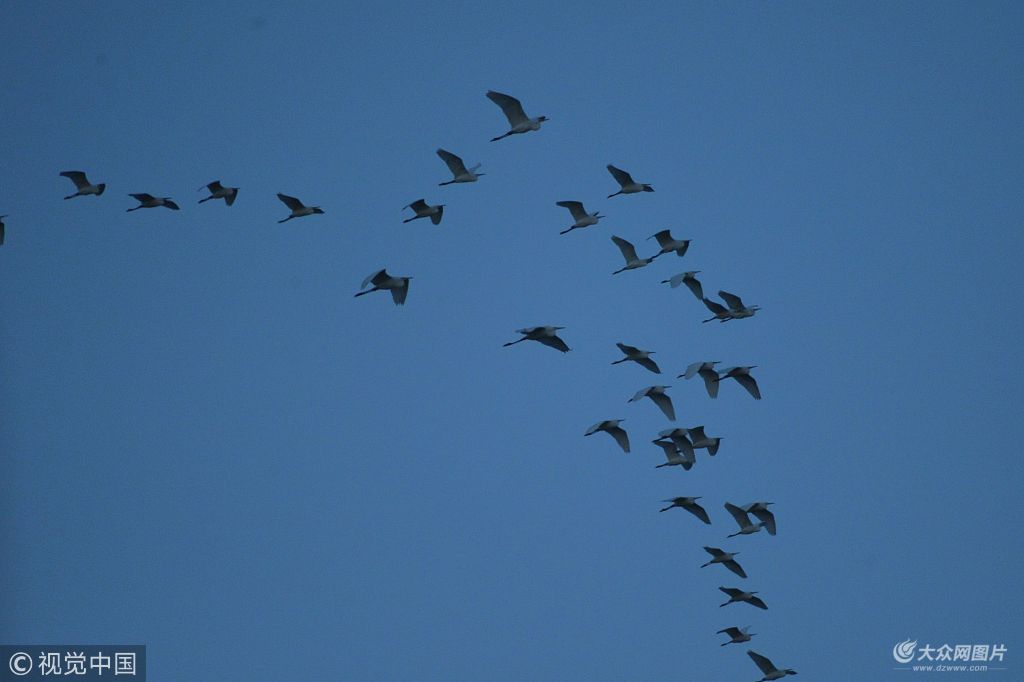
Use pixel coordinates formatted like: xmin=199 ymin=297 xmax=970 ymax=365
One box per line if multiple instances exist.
xmin=679 ymin=361 xmax=721 ymax=398
xmin=60 ymin=171 xmax=106 ymax=199
xmin=503 ymin=326 xmax=570 ymax=353
xmin=649 ymin=230 xmax=691 ymax=258
xmin=198 ymin=181 xmax=239 ymax=206
xmin=612 ymin=342 xmax=660 ymax=374
xmin=717 ymin=626 xmax=755 ymax=647
xmin=486 ymin=90 xmax=548 ymax=141
xmin=555 ymin=201 xmax=602 ymax=235
xmin=719 ymin=587 xmax=768 ymax=610
xmin=686 ymin=425 xmax=722 ymax=456
xmin=701 ymin=547 xmax=747 ymax=578
xmin=353 ymin=269 xmax=411 ymax=305
xmin=724 ymin=503 xmax=765 ymax=538
xmin=657 ymin=428 xmax=698 ymax=462
xmin=585 ymin=420 xmax=630 ymax=453
xmin=437 ymin=148 xmax=484 ymax=185
xmin=127 ymin=193 xmax=179 ymax=211
xmin=748 ymin=650 xmax=797 ymax=681
xmin=0 ymin=214 xmax=7 ymax=246
xmin=718 ymin=290 xmax=761 ymax=319
xmin=744 ymin=502 xmax=777 ymax=535
xmin=403 ymin=199 xmax=445 ymax=225
xmin=610 ymin=235 xmax=655 ymax=274
xmin=652 ymin=439 xmax=695 ymax=471
xmin=276 ymin=193 xmax=324 ymax=223
xmin=716 ymin=366 xmax=762 ymax=400
xmin=662 ymin=271 xmax=704 ymax=301
xmin=659 ymin=496 xmax=710 ymax=523
xmin=606 ymin=164 xmax=653 ymax=198
xmin=628 ymin=385 xmax=675 ymax=420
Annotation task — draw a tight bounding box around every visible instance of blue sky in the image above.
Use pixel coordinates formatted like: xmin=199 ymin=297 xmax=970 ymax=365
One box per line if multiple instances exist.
xmin=2 ymin=1 xmax=1022 ymax=679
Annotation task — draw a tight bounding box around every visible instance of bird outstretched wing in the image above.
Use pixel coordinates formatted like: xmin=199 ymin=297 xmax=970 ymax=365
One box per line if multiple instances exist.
xmin=277 ymin=193 xmax=306 ymax=211
xmin=486 ymin=90 xmax=528 ymax=127
xmin=436 ymin=149 xmax=468 ymax=176
xmin=611 ymin=235 xmax=639 ymax=262
xmin=606 ymin=164 xmax=635 ymax=187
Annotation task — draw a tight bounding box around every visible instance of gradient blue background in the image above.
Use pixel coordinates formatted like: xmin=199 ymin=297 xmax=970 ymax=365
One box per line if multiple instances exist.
xmin=2 ymin=2 xmax=1022 ymax=679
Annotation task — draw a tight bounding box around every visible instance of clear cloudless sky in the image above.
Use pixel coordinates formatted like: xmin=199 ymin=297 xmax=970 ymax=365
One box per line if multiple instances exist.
xmin=2 ymin=1 xmax=1022 ymax=680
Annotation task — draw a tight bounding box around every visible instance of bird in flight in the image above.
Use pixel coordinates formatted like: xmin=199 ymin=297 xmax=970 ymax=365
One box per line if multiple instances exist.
xmin=612 ymin=343 xmax=660 ymax=374
xmin=662 ymin=271 xmax=704 ymax=301
xmin=717 ymin=626 xmax=755 ymax=647
xmin=198 ymin=181 xmax=239 ymax=206
xmin=628 ymin=385 xmax=676 ymax=420
xmin=659 ymin=496 xmax=710 ymax=523
xmin=649 ymin=230 xmax=691 ymax=258
xmin=276 ymin=193 xmax=324 ymax=223
xmin=503 ymin=326 xmax=570 ymax=353
xmin=437 ymin=149 xmax=483 ymax=185
xmin=724 ymin=503 xmax=765 ymax=538
xmin=747 ymin=650 xmax=797 ymax=681
xmin=652 ymin=438 xmax=695 ymax=471
xmin=60 ymin=171 xmax=106 ymax=200
xmin=719 ymin=587 xmax=768 ymax=610
xmin=127 ymin=193 xmax=179 ymax=211
xmin=403 ymin=199 xmax=444 ymax=225
xmin=610 ymin=235 xmax=655 ymax=274
xmin=486 ymin=90 xmax=548 ymax=141
xmin=354 ymin=269 xmax=411 ymax=305
xmin=718 ymin=290 xmax=761 ymax=320
xmin=584 ymin=420 xmax=630 ymax=453
xmin=0 ymin=214 xmax=7 ymax=246
xmin=716 ymin=366 xmax=762 ymax=400
xmin=555 ymin=201 xmax=602 ymax=235
xmin=679 ymin=361 xmax=721 ymax=398
xmin=744 ymin=502 xmax=777 ymax=535
xmin=701 ymin=547 xmax=747 ymax=578
xmin=606 ymin=164 xmax=653 ymax=198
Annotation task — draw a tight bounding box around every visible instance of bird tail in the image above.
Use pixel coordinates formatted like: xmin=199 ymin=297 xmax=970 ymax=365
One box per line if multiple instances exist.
xmin=353 ymin=289 xmax=373 ymax=298
xmin=402 ymin=216 xmax=416 ymax=223
xmin=658 ymin=506 xmax=672 ymax=512
xmin=278 ymin=216 xmax=293 ymax=223
xmin=559 ymin=226 xmax=576 ymax=235
xmin=438 ymin=180 xmax=454 ymax=186
xmin=198 ymin=196 xmax=212 ymax=204
xmin=63 ymin=193 xmax=76 ymax=200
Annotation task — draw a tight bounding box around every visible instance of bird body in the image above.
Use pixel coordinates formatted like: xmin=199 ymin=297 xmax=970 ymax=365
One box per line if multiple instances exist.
xmin=686 ymin=425 xmax=722 ymax=456
xmin=437 ymin=149 xmax=483 ymax=185
xmin=60 ymin=171 xmax=106 ymax=199
xmin=744 ymin=502 xmax=777 ymax=535
xmin=612 ymin=342 xmax=660 ymax=374
xmin=717 ymin=626 xmax=754 ymax=647
xmin=719 ymin=587 xmax=768 ymax=610
xmin=127 ymin=193 xmax=179 ymax=211
xmin=701 ymin=546 xmax=747 ymax=578
xmin=503 ymin=326 xmax=570 ymax=353
xmin=725 ymin=502 xmax=765 ymax=537
xmin=354 ymin=269 xmax=411 ymax=305
xmin=610 ymin=235 xmax=654 ymax=274
xmin=680 ymin=361 xmax=721 ymax=398
xmin=403 ymin=199 xmax=444 ymax=225
xmin=555 ymin=201 xmax=601 ymax=234
xmin=486 ymin=90 xmax=547 ymax=141
xmin=652 ymin=439 xmax=695 ymax=470
xmin=657 ymin=428 xmax=697 ymax=462
xmin=276 ymin=193 xmax=324 ymax=222
xmin=628 ymin=385 xmax=675 ymax=420
xmin=716 ymin=366 xmax=762 ymax=400
xmin=649 ymin=230 xmax=691 ymax=258
xmin=659 ymin=496 xmax=709 ymax=523
xmin=719 ymin=290 xmax=761 ymax=319
xmin=748 ymin=650 xmax=797 ymax=680
xmin=662 ymin=270 xmax=704 ymax=301
xmin=607 ymin=164 xmax=653 ymax=198
xmin=198 ymin=181 xmax=238 ymax=206
xmin=584 ymin=420 xmax=630 ymax=453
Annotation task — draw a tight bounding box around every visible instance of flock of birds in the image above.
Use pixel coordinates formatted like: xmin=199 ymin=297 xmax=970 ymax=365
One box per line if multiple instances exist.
xmin=2 ymin=89 xmax=795 ymax=680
